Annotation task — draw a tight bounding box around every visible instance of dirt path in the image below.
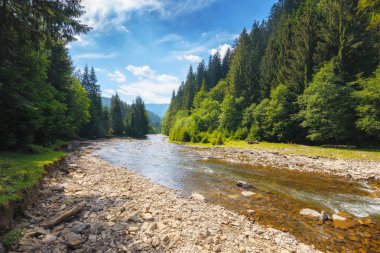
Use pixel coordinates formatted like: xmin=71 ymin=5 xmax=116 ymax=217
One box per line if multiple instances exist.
xmin=10 ymin=144 xmax=321 ymax=253
xmin=189 ymin=146 xmax=380 ymax=180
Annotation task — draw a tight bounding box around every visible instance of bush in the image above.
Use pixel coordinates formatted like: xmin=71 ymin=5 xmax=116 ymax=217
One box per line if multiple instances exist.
xmin=233 ymin=128 xmax=248 ymax=140
xmin=2 ymin=229 xmax=23 ymax=250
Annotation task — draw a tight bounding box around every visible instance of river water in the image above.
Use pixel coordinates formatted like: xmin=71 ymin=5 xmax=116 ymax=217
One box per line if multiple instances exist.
xmin=94 ymin=135 xmax=380 ymax=252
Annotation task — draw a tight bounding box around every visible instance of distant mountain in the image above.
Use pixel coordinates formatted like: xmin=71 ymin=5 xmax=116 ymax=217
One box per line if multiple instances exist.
xmin=102 ymin=97 xmax=168 ymax=118
xmin=101 ymin=97 xmax=162 ymax=132
xmin=145 ymin=104 xmax=169 ymax=118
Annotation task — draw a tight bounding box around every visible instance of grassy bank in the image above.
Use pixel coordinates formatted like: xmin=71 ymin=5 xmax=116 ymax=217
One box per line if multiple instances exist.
xmin=0 ymin=149 xmax=65 ymax=206
xmin=178 ymin=140 xmax=380 ymax=161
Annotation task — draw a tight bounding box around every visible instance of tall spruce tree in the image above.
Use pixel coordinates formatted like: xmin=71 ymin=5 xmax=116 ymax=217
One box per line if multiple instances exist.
xmin=110 ymin=93 xmax=124 ymax=135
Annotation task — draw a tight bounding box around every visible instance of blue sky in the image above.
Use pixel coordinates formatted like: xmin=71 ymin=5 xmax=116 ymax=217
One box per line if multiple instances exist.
xmin=69 ymin=0 xmax=277 ymax=104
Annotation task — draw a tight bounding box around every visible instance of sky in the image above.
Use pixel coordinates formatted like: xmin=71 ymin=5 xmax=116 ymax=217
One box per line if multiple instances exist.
xmin=68 ymin=0 xmax=277 ymax=104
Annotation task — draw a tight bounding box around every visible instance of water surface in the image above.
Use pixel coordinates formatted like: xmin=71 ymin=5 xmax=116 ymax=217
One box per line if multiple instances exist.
xmin=94 ymin=135 xmax=380 ymax=252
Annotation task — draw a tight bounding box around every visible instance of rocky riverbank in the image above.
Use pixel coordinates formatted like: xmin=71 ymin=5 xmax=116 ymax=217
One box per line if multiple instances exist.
xmin=7 ymin=143 xmax=321 ymax=253
xmin=189 ymin=146 xmax=380 ymax=180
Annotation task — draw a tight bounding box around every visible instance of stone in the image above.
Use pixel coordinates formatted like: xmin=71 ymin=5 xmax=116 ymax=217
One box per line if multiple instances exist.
xmin=191 ymin=193 xmax=206 ymax=201
xmin=320 ymin=211 xmax=328 ymax=222
xmin=51 ymin=184 xmax=65 ymax=192
xmin=200 ymin=228 xmax=211 ymax=239
xmin=128 ymin=226 xmax=140 ymax=233
xmin=151 ymin=236 xmax=160 ymax=247
xmin=241 ymin=191 xmax=255 ymax=197
xmin=300 ymin=209 xmax=320 ymax=219
xmin=142 ymin=213 xmax=154 ymax=221
xmin=88 ymin=234 xmax=97 ymax=242
xmin=214 ymin=245 xmax=222 ymax=252
xmin=161 ymin=234 xmax=170 ymax=242
xmin=237 ymin=181 xmax=253 ymax=189
xmin=332 ymin=214 xmax=346 ymax=221
xmin=247 ymin=209 xmax=255 ymax=214
xmin=333 ymin=219 xmax=357 ymax=229
xmin=65 ymin=232 xmax=83 ymax=248
xmin=239 ymin=246 xmax=247 ymax=253
xmin=71 ymin=223 xmax=91 ymax=234
xmin=42 ymin=234 xmax=57 ymax=245
xmin=126 ymin=211 xmax=140 ymax=222
xmin=0 ymin=243 xmax=5 ymax=253
xmin=148 ymin=222 xmax=158 ymax=232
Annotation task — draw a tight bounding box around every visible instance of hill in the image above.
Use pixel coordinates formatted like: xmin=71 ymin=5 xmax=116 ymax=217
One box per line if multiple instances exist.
xmin=145 ymin=104 xmax=169 ymax=118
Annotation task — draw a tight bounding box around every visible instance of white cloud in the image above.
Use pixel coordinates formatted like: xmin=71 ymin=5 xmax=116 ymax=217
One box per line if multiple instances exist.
xmin=108 ymin=70 xmax=126 ymax=83
xmin=81 ymin=0 xmax=163 ymax=31
xmin=80 ymin=0 xmax=216 ymax=31
xmin=74 ymin=52 xmax=117 ymax=60
xmin=126 ymin=65 xmax=155 ymax=78
xmin=176 ymin=55 xmax=202 ymax=62
xmin=156 ymin=34 xmax=183 ymax=45
xmin=102 ymin=89 xmax=116 ymax=98
xmin=209 ymin=44 xmax=232 ymax=59
xmin=120 ymin=65 xmax=179 ymax=103
xmin=94 ymin=67 xmax=107 ymax=73
xmin=70 ymin=35 xmax=95 ymax=48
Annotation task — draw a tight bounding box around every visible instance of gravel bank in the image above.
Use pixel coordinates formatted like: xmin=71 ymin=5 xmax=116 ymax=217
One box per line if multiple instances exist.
xmin=9 ymin=144 xmax=321 ymax=253
xmin=189 ymin=146 xmax=380 ymax=180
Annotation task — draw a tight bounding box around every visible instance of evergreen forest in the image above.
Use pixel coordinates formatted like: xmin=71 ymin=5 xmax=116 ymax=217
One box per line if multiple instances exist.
xmin=162 ymin=0 xmax=380 ymax=145
xmin=0 ymin=1 xmax=149 ymax=150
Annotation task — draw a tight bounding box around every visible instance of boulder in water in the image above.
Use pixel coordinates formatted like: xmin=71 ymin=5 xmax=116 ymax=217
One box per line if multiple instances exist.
xmin=300 ymin=208 xmax=320 ymax=219
xmin=237 ymin=181 xmax=253 ymax=189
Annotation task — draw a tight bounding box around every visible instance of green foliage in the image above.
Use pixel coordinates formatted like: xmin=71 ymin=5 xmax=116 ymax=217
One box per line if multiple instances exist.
xmin=110 ymin=94 xmax=124 ymax=135
xmin=298 ymin=60 xmax=355 ymax=143
xmin=164 ymin=0 xmax=379 ymax=146
xmin=0 ymin=0 xmax=89 ymax=149
xmin=1 ymin=229 xmax=23 ymax=250
xmin=125 ymin=97 xmax=149 ymax=137
xmin=219 ymin=95 xmax=240 ymax=132
xmin=353 ymin=65 xmax=380 ymax=138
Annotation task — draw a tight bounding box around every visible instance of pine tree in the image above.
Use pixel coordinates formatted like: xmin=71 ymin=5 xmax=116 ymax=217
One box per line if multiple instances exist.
xmin=110 ymin=94 xmax=124 ymax=135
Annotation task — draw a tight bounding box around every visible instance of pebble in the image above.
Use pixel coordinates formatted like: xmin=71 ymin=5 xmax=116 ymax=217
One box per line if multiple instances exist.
xmin=241 ymin=191 xmax=255 ymax=197
xmin=42 ymin=234 xmax=57 ymax=245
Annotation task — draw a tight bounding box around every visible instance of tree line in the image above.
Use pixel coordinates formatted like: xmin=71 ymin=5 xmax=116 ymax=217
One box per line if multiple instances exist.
xmin=163 ymin=0 xmax=380 ymax=145
xmin=0 ymin=1 xmax=148 ymax=150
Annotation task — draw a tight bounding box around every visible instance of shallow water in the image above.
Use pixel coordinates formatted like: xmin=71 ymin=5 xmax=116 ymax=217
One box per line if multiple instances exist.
xmin=94 ymin=135 xmax=380 ymax=252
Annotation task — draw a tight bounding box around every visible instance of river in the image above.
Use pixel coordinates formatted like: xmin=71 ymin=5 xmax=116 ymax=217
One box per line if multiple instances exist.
xmin=94 ymin=135 xmax=380 ymax=252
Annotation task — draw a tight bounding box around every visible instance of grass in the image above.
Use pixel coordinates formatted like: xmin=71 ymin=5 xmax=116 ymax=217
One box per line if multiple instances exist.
xmin=179 ymin=140 xmax=380 ymax=161
xmin=1 ymin=229 xmax=23 ymax=250
xmin=0 ymin=148 xmax=65 ymax=206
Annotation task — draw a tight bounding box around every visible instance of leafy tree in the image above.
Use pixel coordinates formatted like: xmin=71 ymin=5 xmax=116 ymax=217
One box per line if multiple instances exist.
xmin=219 ymin=95 xmax=240 ymax=132
xmin=110 ymin=94 xmax=124 ymax=135
xmin=352 ymin=65 xmax=380 ymax=139
xmin=298 ymin=60 xmax=355 ymax=143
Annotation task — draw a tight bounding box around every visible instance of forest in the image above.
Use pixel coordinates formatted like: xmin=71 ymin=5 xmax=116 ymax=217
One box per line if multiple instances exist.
xmin=0 ymin=1 xmax=149 ymax=151
xmin=162 ymin=0 xmax=380 ymax=145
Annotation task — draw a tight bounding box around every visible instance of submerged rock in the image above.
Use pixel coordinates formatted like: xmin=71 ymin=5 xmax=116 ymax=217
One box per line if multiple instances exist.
xmin=332 ymin=214 xmax=346 ymax=221
xmin=300 ymin=209 xmax=320 ymax=219
xmin=241 ymin=191 xmax=256 ymax=197
xmin=320 ymin=211 xmax=328 ymax=222
xmin=237 ymin=181 xmax=253 ymax=189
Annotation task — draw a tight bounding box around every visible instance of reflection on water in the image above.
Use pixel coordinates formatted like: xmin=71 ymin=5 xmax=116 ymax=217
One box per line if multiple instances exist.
xmin=94 ymin=135 xmax=380 ymax=252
